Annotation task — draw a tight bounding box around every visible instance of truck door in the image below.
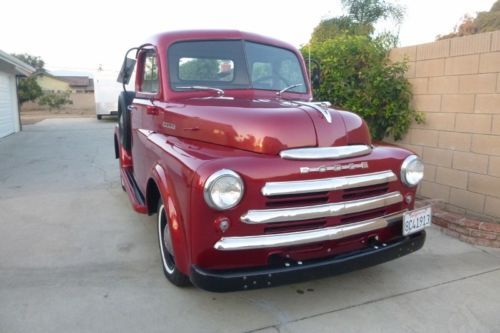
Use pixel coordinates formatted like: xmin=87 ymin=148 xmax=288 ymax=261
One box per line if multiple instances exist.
xmin=132 ymin=50 xmax=161 ymax=190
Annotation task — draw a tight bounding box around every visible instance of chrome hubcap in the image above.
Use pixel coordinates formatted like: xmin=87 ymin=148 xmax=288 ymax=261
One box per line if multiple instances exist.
xmin=158 ymin=204 xmax=175 ymax=274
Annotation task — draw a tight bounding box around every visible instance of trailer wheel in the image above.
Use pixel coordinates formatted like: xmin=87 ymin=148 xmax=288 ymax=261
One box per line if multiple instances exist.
xmin=118 ymin=91 xmax=135 ymax=152
xmin=157 ymin=199 xmax=190 ymax=287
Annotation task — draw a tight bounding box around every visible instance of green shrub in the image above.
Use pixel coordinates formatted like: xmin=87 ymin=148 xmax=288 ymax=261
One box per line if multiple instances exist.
xmin=303 ymin=34 xmax=423 ymax=140
xmin=38 ymin=90 xmax=73 ymax=111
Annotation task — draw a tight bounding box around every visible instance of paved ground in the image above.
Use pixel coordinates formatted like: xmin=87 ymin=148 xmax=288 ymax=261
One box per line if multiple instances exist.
xmin=1 ymin=118 xmax=500 ymax=333
xmin=20 ymin=109 xmax=95 ymax=125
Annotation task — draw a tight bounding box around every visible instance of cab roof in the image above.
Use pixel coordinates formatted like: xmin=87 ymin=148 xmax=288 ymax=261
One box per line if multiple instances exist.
xmin=146 ymin=30 xmax=298 ymax=51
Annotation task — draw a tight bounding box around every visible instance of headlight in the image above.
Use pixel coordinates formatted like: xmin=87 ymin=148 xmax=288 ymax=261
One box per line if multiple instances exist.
xmin=204 ymin=169 xmax=244 ymax=210
xmin=401 ymin=155 xmax=424 ymax=187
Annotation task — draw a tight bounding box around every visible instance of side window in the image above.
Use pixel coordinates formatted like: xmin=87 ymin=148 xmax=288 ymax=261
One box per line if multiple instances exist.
xmin=141 ymin=53 xmax=159 ymax=93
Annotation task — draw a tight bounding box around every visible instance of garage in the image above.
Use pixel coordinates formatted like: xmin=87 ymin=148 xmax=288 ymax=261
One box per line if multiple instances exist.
xmin=0 ymin=50 xmax=35 ymax=139
xmin=0 ymin=71 xmax=16 ymax=138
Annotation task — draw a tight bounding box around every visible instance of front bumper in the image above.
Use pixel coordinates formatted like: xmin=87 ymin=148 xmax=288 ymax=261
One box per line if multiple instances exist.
xmin=191 ymin=230 xmax=425 ymax=292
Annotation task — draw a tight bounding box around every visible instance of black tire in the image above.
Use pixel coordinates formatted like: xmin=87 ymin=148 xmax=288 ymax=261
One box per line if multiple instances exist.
xmin=118 ymin=91 xmax=135 ymax=152
xmin=97 ymin=114 xmax=102 ymax=120
xmin=157 ymin=198 xmax=190 ymax=287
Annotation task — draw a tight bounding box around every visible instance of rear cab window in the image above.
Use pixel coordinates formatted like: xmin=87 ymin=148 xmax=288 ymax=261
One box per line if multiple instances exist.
xmin=140 ymin=52 xmax=159 ymax=93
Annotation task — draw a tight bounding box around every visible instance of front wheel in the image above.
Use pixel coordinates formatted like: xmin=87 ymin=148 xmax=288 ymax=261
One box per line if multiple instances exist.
xmin=157 ymin=199 xmax=190 ymax=287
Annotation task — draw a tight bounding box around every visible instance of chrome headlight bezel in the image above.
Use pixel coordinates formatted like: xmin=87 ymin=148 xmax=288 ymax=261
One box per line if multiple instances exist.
xmin=203 ymin=169 xmax=244 ymax=211
xmin=401 ymin=155 xmax=424 ymax=187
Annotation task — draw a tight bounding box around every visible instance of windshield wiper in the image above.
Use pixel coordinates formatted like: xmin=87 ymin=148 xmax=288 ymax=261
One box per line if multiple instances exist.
xmin=276 ymin=83 xmax=303 ymax=98
xmin=177 ymin=85 xmax=224 ymax=97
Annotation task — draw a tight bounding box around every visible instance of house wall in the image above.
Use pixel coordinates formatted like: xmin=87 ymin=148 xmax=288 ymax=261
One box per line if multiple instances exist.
xmin=22 ymin=75 xmax=95 ymax=111
xmin=22 ymin=92 xmax=95 ymax=112
xmin=388 ymin=31 xmax=500 ymax=220
xmin=36 ymin=75 xmax=71 ymax=92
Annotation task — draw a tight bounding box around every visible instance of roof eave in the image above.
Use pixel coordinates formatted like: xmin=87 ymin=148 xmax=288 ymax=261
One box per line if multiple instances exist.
xmin=0 ymin=49 xmax=36 ymax=76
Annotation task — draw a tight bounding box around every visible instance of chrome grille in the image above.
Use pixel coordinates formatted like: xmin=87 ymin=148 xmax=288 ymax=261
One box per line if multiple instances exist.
xmin=263 ymin=218 xmax=327 ymax=234
xmin=340 ymin=208 xmax=387 ymax=224
xmin=265 ymin=192 xmax=329 ymax=208
xmin=242 ymin=170 xmax=401 ymax=225
xmin=342 ymin=183 xmax=389 ymax=200
xmin=242 ymin=192 xmax=402 ymax=224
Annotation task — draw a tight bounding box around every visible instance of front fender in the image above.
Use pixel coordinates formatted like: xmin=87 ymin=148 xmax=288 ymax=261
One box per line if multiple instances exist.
xmin=150 ymin=164 xmax=191 ymax=275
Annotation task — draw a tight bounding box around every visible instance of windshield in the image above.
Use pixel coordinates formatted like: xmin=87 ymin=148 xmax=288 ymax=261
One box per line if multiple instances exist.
xmin=168 ymin=40 xmax=307 ymax=94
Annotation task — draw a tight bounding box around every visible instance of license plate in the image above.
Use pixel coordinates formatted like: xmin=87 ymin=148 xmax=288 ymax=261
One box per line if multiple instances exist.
xmin=403 ymin=206 xmax=432 ymax=236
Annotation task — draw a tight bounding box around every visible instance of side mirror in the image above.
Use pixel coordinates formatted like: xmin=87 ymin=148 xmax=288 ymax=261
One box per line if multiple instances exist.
xmin=311 ymin=66 xmax=320 ymax=90
xmin=306 ymin=58 xmax=321 ymax=90
xmin=117 ymin=57 xmax=136 ymax=85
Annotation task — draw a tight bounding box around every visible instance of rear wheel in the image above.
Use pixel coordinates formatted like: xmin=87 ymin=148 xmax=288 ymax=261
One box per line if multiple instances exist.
xmin=97 ymin=114 xmax=102 ymax=120
xmin=157 ymin=199 xmax=190 ymax=287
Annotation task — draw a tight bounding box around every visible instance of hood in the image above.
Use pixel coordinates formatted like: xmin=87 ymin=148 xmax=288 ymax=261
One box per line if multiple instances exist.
xmin=158 ymin=98 xmax=358 ymax=155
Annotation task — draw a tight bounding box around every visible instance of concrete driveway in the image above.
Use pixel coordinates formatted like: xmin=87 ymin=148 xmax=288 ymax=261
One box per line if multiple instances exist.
xmin=1 ymin=118 xmax=500 ymax=333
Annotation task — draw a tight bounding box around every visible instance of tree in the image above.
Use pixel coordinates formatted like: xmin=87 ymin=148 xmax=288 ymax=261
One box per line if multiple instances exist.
xmin=310 ymin=0 xmax=404 ymax=43
xmin=342 ymin=0 xmax=404 ymax=27
xmin=311 ymin=16 xmax=370 ymax=44
xmin=475 ymin=0 xmax=500 ymax=32
xmin=11 ymin=53 xmax=45 ymax=73
xmin=307 ymin=0 xmax=419 ymax=140
xmin=437 ymin=0 xmax=500 ymax=40
xmin=11 ymin=53 xmax=45 ymax=105
xmin=17 ymin=77 xmax=43 ymax=105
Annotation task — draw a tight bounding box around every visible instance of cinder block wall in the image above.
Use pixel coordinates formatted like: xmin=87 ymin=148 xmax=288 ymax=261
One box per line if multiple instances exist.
xmin=388 ymin=31 xmax=500 ymax=220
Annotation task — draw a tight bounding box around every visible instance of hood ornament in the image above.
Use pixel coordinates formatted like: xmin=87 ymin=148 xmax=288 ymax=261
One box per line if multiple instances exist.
xmin=293 ymin=101 xmax=332 ymax=123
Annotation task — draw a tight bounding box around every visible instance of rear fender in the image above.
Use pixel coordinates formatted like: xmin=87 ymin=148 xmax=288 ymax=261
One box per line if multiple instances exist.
xmin=151 ymin=164 xmax=190 ymax=275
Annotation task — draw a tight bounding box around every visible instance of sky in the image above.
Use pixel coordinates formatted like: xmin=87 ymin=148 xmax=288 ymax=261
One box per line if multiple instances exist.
xmin=1 ymin=0 xmax=496 ymax=76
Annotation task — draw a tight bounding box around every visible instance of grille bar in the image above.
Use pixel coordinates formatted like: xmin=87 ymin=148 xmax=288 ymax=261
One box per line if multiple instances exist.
xmin=216 ymin=210 xmax=405 ymax=251
xmin=241 ymin=191 xmax=403 ymax=224
xmin=262 ymin=170 xmax=397 ymax=197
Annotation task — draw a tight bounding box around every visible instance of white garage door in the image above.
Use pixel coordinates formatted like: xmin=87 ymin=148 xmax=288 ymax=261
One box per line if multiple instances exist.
xmin=0 ymin=72 xmax=16 ymax=138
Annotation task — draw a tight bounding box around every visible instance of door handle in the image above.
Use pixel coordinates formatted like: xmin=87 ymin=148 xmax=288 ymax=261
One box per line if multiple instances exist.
xmin=146 ymin=105 xmax=159 ymax=115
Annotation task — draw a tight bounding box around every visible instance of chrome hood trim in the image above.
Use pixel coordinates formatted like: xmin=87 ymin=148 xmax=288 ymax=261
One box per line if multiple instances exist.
xmin=262 ymin=170 xmax=397 ymax=197
xmin=241 ymin=192 xmax=402 ymax=224
xmin=293 ymin=101 xmax=332 ymax=123
xmin=215 ymin=211 xmax=405 ymax=251
xmin=280 ymin=145 xmax=372 ymax=160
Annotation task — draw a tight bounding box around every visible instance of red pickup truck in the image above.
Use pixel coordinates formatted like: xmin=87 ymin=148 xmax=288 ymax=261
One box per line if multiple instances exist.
xmin=114 ymin=30 xmax=431 ymax=292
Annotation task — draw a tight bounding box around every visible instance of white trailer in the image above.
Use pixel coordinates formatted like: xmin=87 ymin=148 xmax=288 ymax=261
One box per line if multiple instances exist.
xmin=94 ymin=71 xmax=133 ymax=120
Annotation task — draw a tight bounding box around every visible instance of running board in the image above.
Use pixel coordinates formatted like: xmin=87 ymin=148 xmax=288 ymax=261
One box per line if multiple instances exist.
xmin=121 ymin=166 xmax=148 ymax=214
